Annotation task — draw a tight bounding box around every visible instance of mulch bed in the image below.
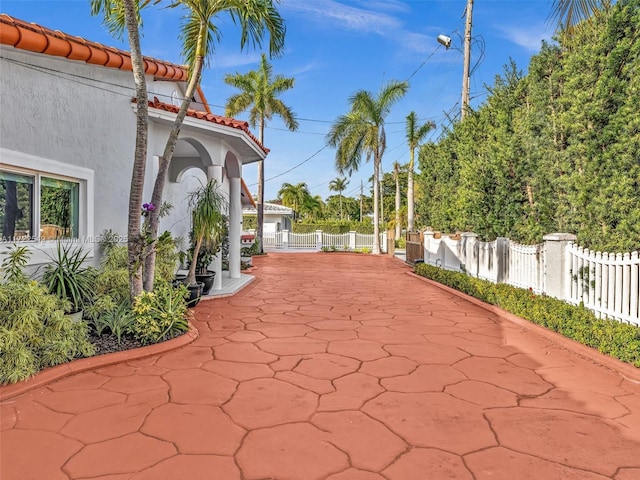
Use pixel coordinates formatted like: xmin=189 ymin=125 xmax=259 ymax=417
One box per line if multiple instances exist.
xmin=87 ymin=332 xmax=145 ymax=356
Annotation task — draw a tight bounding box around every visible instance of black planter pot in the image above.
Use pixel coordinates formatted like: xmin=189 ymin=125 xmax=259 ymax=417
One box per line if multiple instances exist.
xmin=195 ymin=270 xmax=216 ymax=295
xmin=186 ymin=282 xmax=204 ymax=308
xmin=173 ymin=273 xmax=188 ymax=288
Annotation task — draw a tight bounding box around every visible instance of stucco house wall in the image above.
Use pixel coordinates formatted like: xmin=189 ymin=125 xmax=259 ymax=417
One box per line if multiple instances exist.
xmin=0 ymin=15 xmax=266 ymax=288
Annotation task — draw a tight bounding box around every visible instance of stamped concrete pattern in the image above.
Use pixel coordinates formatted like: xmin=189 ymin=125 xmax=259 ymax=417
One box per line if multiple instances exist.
xmin=2 ymin=253 xmax=640 ymax=479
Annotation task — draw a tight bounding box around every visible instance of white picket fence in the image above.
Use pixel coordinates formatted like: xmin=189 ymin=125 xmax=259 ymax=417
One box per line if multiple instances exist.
xmin=262 ymin=230 xmax=387 ymax=252
xmin=567 ymin=245 xmax=639 ymax=325
xmin=421 ymin=231 xmax=639 ymax=326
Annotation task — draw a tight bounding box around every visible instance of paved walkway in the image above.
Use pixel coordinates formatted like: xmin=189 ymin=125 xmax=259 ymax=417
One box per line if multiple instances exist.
xmin=2 ymin=253 xmax=640 ymax=480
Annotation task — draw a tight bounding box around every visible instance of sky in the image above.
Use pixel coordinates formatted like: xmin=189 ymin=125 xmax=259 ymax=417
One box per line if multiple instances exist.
xmin=2 ymin=0 xmax=556 ymax=202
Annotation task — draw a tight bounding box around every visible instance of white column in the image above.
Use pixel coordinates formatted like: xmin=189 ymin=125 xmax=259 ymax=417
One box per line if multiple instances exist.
xmin=229 ymin=176 xmax=241 ymax=279
xmin=208 ymin=165 xmax=223 ymax=291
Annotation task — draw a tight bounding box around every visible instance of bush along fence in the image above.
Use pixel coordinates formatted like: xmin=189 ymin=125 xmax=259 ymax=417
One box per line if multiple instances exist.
xmin=413 ymin=262 xmax=640 ymax=367
xmin=263 ymin=230 xmax=387 ymax=253
xmin=416 ymin=231 xmax=639 ymax=326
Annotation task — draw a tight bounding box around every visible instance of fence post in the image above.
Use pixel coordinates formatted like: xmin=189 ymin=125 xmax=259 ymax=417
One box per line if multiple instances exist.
xmin=461 ymin=232 xmax=478 ymax=276
xmin=283 ymin=230 xmax=289 ymax=250
xmin=316 ymin=230 xmax=323 ymax=251
xmin=387 ymin=229 xmax=395 ymax=256
xmin=543 ymin=233 xmax=577 ymax=300
xmin=349 ymin=231 xmax=356 ymax=251
xmin=496 ymin=237 xmax=509 ymax=283
xmin=423 ymin=230 xmax=435 ymax=265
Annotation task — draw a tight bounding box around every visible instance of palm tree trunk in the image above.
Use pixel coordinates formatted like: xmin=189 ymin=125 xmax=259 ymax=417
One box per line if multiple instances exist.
xmin=339 ymin=192 xmax=343 ymax=220
xmin=123 ymin=0 xmax=147 ymax=300
xmin=372 ymin=156 xmax=381 ymax=255
xmin=142 ymin=29 xmax=206 ymax=292
xmin=395 ymin=166 xmax=401 ymax=241
xmin=407 ymin=149 xmax=415 ymax=232
xmin=257 ymin=118 xmax=265 ymax=254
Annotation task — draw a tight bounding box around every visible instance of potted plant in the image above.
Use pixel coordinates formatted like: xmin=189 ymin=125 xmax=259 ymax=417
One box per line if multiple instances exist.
xmin=184 ymin=179 xmax=227 ymax=304
xmin=42 ymin=241 xmax=95 ymax=321
xmin=187 ymin=229 xmax=219 ymax=295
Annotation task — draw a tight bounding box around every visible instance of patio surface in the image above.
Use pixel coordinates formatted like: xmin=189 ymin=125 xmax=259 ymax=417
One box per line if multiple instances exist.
xmin=2 ymin=253 xmax=640 ymax=480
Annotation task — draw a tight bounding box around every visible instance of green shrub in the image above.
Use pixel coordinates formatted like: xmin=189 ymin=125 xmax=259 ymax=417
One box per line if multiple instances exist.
xmin=155 ymin=231 xmax=180 ymax=284
xmin=293 ymin=221 xmax=374 ymax=234
xmin=0 ymin=281 xmax=95 ymax=384
xmin=1 ymin=244 xmax=31 ymax=283
xmin=242 ymin=215 xmax=257 ymax=230
xmin=93 ymin=245 xmax=130 ymax=306
xmin=131 ymin=283 xmax=190 ymax=345
xmin=87 ymin=302 xmax=136 ymax=344
xmin=414 ymin=263 xmax=640 ymax=367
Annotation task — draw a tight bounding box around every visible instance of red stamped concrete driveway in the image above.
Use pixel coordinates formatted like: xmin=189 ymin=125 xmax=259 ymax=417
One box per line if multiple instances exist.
xmin=2 ymin=253 xmax=640 ymax=480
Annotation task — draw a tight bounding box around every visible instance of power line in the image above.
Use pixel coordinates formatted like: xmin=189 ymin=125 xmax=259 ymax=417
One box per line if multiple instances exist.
xmin=248 ymin=144 xmax=330 ymax=187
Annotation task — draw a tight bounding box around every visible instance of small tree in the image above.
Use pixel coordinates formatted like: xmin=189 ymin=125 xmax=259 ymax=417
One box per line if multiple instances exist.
xmin=185 ymin=180 xmax=227 ymax=286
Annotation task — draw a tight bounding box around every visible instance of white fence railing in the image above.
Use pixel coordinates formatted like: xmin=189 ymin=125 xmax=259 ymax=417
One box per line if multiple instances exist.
xmin=421 ymin=231 xmax=639 ymax=326
xmin=263 ymin=230 xmax=387 ymax=253
xmin=567 ymin=245 xmax=639 ymax=325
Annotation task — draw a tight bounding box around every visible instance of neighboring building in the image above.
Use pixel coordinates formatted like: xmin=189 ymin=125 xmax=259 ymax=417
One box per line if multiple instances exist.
xmin=0 ymin=15 xmax=266 ymax=291
xmin=243 ymin=202 xmax=293 ymax=233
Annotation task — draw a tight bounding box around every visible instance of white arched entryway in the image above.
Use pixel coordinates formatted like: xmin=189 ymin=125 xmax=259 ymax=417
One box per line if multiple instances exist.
xmin=164 ymin=137 xmax=244 ymax=292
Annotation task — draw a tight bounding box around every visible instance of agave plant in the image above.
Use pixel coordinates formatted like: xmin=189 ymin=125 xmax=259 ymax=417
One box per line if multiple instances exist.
xmin=43 ymin=242 xmax=95 ymax=313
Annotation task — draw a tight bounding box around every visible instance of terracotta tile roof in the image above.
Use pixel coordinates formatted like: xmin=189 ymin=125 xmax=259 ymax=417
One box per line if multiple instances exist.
xmin=0 ymin=14 xmax=187 ymax=81
xmin=146 ymin=97 xmax=268 ymax=154
xmin=1 ymin=14 xmax=266 ymax=154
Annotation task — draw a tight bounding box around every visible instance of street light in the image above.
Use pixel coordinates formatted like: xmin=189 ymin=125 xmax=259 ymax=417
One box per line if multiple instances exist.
xmin=437 ymin=34 xmax=451 ymax=49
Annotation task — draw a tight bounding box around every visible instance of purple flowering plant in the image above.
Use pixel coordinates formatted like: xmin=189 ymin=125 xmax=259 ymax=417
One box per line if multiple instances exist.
xmin=141 ymin=202 xmax=155 ymax=216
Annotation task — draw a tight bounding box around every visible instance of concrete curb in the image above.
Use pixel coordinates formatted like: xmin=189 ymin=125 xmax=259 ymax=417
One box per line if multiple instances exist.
xmin=0 ymin=323 xmax=200 ymax=401
xmin=406 ymin=271 xmax=640 ymax=384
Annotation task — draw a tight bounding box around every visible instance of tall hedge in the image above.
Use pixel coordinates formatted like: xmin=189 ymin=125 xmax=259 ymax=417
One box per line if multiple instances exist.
xmin=417 ymin=0 xmax=640 ymax=252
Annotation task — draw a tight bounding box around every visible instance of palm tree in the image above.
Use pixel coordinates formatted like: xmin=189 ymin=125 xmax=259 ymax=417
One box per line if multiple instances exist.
xmin=327 ymin=80 xmax=409 ymax=254
xmin=91 ymin=0 xmax=149 ymax=299
xmin=224 ymin=53 xmax=298 ymax=254
xmin=550 ymin=0 xmax=612 ymax=32
xmin=328 ymin=177 xmax=349 ymax=220
xmin=301 ymin=194 xmax=324 ymax=222
xmin=143 ymin=0 xmax=286 ymax=291
xmin=405 ymin=111 xmax=435 ymax=233
xmin=94 ymin=0 xmax=286 ymax=294
xmin=278 ymin=182 xmax=309 ymax=221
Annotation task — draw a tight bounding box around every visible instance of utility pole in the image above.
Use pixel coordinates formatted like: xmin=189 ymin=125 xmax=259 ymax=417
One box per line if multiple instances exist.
xmin=461 ymin=0 xmax=474 ymax=120
xmin=360 ymin=180 xmax=363 ymax=222
xmin=379 ymin=169 xmax=384 ymax=231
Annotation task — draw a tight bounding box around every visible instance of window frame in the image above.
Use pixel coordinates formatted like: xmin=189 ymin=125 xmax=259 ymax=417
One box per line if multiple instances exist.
xmin=0 ymin=148 xmax=94 ymax=265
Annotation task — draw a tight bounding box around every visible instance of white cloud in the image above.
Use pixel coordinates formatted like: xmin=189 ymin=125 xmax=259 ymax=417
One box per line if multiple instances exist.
xmin=282 ymin=0 xmax=402 ymax=35
xmin=497 ymin=24 xmax=553 ymax=52
xmin=281 ymin=0 xmax=430 ymax=54
xmin=212 ymin=51 xmax=262 ymax=69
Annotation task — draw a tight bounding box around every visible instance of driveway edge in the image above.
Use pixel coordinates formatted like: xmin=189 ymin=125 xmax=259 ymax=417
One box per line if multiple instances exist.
xmin=407 ymin=271 xmax=640 ymax=383
xmin=0 ymin=323 xmax=200 ymax=401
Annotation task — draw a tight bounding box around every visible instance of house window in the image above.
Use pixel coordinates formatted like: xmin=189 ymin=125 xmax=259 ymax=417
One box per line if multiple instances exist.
xmin=1 ymin=170 xmax=80 ymax=241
